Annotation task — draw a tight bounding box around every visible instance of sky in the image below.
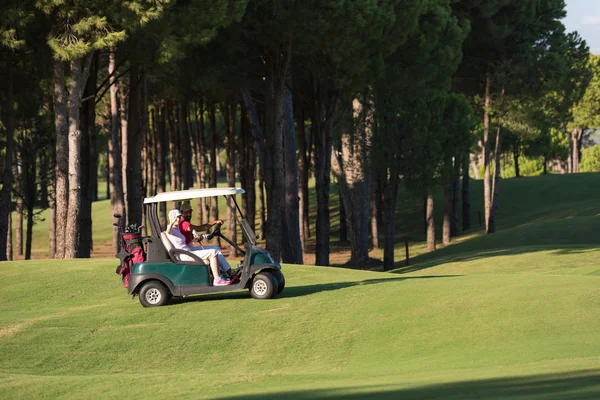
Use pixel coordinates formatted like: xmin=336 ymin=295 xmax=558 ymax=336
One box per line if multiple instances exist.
xmin=563 ymin=0 xmax=600 ymax=54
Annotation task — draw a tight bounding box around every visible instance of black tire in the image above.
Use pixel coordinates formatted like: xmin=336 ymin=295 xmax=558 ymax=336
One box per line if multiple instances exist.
xmin=139 ymin=280 xmax=170 ymax=308
xmin=250 ymin=271 xmax=279 ymax=299
xmin=271 ymin=270 xmax=285 ymax=295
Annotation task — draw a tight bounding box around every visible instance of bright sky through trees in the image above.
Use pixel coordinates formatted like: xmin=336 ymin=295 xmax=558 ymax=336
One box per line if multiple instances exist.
xmin=564 ymin=0 xmax=600 ymax=54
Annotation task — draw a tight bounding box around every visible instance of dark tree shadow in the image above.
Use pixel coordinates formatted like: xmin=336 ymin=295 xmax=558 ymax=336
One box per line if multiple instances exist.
xmin=278 ymin=275 xmax=460 ymax=299
xmin=391 ymin=245 xmax=600 ymax=275
xmin=220 ymin=369 xmax=600 ymax=400
xmin=167 ymin=276 xmax=461 ymax=305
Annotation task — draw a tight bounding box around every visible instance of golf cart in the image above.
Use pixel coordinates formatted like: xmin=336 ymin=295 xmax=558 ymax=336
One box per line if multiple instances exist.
xmin=115 ymin=187 xmax=284 ymax=307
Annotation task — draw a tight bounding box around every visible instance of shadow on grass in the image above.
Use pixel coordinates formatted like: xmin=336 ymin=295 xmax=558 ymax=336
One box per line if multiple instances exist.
xmin=391 ymin=245 xmax=599 ymax=275
xmin=221 ymin=369 xmax=600 ymax=400
xmin=278 ymin=276 xmax=460 ymax=299
xmin=169 ymin=276 xmax=461 ymax=305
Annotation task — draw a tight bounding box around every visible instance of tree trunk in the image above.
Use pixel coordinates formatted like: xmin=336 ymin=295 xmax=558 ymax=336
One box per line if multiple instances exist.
xmin=370 ymin=174 xmax=380 ymax=249
xmin=208 ymin=103 xmax=220 ymax=245
xmin=244 ymin=105 xmax=257 ymax=233
xmin=469 ymin=153 xmax=480 ymax=180
xmin=119 ymin=79 xmax=129 ymax=220
xmin=53 ymin=60 xmax=69 ymax=259
xmin=7 ymin=211 xmax=12 ymax=261
xmin=488 ymin=120 xmax=503 ymax=233
xmin=65 ymin=56 xmax=93 ymax=258
xmin=181 ymin=102 xmax=192 ymax=190
xmin=513 ymin=142 xmax=520 ymax=178
xmin=78 ymin=52 xmax=98 ymax=258
xmin=141 ymin=75 xmax=149 ymax=236
xmin=262 ymin=48 xmax=291 ymax=262
xmin=426 ymin=191 xmax=435 ymax=252
xmin=225 ymin=103 xmax=238 ymax=255
xmin=167 ymin=102 xmax=178 ymax=194
xmin=339 ymin=186 xmax=347 ymax=243
xmin=382 ymin=168 xmax=399 ymax=271
xmin=24 ymin=146 xmax=36 ymax=260
xmin=192 ymin=100 xmax=205 ymax=224
xmin=462 ymin=152 xmax=471 ymax=231
xmin=259 ymin=173 xmax=266 ymax=240
xmin=239 ymin=102 xmax=248 ymax=217
xmin=49 ymin=189 xmax=56 ymax=259
xmin=126 ymin=63 xmax=144 ymax=226
xmin=38 ymin=152 xmax=50 ymax=209
xmin=313 ymin=91 xmax=337 ymax=266
xmin=156 ymin=104 xmax=167 ymax=227
xmin=296 ymin=105 xmax=309 ymax=248
xmin=147 ymin=107 xmax=155 ymax=197
xmin=572 ymin=127 xmax=583 ymax=173
xmin=108 ymin=51 xmax=126 ymax=255
xmin=281 ymin=76 xmax=303 ymax=264
xmin=241 ymin=89 xmax=266 ymax=236
xmin=483 ymin=66 xmax=492 ymax=234
xmin=15 ymin=162 xmax=23 ymax=257
xmin=196 ymin=99 xmax=208 ymax=223
xmin=442 ymin=182 xmax=452 ymax=246
xmin=451 ymin=159 xmax=460 ymax=238
xmin=0 ymin=51 xmax=15 ymax=261
xmin=331 ymin=94 xmax=373 ymax=264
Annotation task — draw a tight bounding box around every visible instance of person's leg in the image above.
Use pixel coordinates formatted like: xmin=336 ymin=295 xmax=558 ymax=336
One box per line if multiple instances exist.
xmin=191 ymin=248 xmax=219 ymax=275
xmin=208 ymin=256 xmax=220 ymax=281
xmin=191 ymin=245 xmax=232 ymax=272
xmin=198 ymin=245 xmax=232 ymax=271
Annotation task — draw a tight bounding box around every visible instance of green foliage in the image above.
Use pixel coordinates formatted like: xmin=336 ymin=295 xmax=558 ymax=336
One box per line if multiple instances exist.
xmin=579 ymin=145 xmax=600 ymax=172
xmin=502 ymin=156 xmax=544 ymax=178
xmin=525 ymin=127 xmax=570 ymax=164
xmin=572 ymin=55 xmax=600 ymax=130
xmin=0 ymin=1 xmax=34 ymax=49
xmin=397 ymin=93 xmax=473 ymax=194
xmin=36 ymin=0 xmax=171 ymax=60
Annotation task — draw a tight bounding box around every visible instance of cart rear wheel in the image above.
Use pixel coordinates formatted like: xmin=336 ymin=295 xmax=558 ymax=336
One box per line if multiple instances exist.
xmin=139 ymin=281 xmax=170 ymax=307
xmin=250 ymin=272 xmax=278 ymax=299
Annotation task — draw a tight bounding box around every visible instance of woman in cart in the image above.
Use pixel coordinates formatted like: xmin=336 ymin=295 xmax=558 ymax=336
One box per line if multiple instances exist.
xmin=165 ymin=209 xmax=237 ymax=286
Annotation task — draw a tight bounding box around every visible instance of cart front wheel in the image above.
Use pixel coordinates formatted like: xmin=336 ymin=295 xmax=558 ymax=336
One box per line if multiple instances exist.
xmin=250 ymin=272 xmax=278 ymax=299
xmin=271 ymin=270 xmax=285 ymax=295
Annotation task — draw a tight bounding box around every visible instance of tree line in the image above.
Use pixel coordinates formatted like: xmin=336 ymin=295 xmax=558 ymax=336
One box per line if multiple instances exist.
xmin=1 ymin=0 xmax=599 ymax=268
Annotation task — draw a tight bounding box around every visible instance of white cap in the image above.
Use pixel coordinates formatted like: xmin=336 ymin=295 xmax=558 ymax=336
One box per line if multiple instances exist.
xmin=168 ymin=209 xmax=182 ymax=224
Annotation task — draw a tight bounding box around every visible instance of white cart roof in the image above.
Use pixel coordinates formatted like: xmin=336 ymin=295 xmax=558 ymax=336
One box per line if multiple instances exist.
xmin=144 ymin=187 xmax=245 ymax=204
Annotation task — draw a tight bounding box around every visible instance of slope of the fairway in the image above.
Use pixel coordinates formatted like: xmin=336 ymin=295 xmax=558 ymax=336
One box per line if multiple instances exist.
xmin=395 ymin=215 xmax=600 ymax=273
xmin=1 ymin=258 xmax=599 ymax=399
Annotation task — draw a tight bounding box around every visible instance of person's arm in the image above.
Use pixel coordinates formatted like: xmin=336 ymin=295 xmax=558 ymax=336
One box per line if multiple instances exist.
xmin=186 ymin=220 xmax=223 ymax=232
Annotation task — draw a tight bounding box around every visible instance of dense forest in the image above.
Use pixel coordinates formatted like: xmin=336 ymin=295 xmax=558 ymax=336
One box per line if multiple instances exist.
xmin=1 ymin=0 xmax=599 ymax=268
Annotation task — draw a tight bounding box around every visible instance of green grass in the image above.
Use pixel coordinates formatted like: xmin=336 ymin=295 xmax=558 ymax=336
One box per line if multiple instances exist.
xmin=2 ymin=173 xmax=600 ymax=398
xmin=1 ymin=255 xmax=599 ymax=399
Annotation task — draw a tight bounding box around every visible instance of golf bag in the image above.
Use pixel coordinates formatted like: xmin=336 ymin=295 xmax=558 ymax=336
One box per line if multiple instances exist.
xmin=115 ymin=225 xmax=146 ymax=288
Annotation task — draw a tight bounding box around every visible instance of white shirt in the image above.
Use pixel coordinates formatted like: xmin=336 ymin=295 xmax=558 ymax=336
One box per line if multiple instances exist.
xmin=166 ymin=227 xmax=191 ymax=251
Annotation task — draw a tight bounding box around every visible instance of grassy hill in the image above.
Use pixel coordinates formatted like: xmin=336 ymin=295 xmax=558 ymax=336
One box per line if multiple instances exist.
xmin=1 ymin=257 xmax=599 ymax=398
xmin=2 ymin=173 xmax=600 ymax=398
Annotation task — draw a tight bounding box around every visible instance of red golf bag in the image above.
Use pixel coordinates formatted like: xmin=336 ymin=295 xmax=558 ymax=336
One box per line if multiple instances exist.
xmin=115 ymin=231 xmax=146 ymax=288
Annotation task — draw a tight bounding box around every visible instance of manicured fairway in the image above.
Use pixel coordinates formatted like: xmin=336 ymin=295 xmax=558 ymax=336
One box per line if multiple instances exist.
xmin=1 ymin=250 xmax=598 ymax=399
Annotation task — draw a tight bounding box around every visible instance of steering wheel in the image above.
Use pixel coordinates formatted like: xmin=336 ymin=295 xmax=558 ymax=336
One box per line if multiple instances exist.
xmin=205 ymin=222 xmax=223 ymax=241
